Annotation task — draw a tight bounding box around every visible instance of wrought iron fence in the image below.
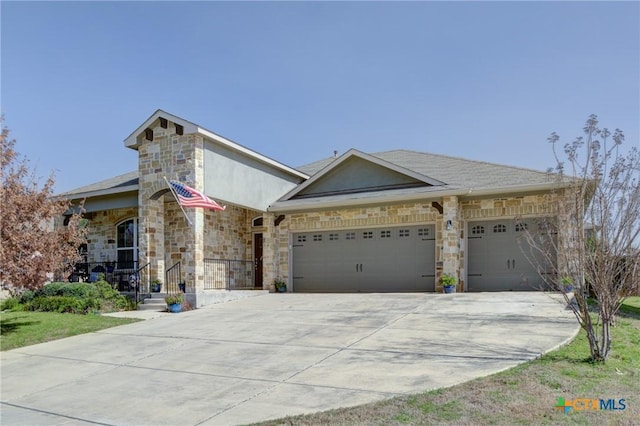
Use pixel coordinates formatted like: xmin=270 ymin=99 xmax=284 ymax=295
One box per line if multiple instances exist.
xmin=69 ymin=261 xmax=138 ymax=291
xmin=204 ymin=259 xmax=254 ymax=290
xmin=134 ymin=262 xmax=150 ymax=303
xmin=165 ymin=261 xmax=183 ymax=294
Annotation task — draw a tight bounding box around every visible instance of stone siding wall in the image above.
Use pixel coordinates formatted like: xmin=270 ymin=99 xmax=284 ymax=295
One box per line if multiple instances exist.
xmin=287 ymin=203 xmax=438 ymax=230
xmin=461 ymin=194 xmax=554 ymax=219
xmin=163 ymin=201 xmax=191 ymax=271
xmin=84 ymin=207 xmax=138 ymax=264
xmin=439 ymin=196 xmax=461 ymax=291
xmin=202 ymin=204 xmax=258 ymax=261
xmin=137 ymin=121 xmax=205 ymax=291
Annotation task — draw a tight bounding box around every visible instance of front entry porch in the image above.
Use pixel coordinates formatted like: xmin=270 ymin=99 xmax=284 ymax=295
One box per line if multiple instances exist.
xmin=147 ymin=257 xmax=264 ymax=309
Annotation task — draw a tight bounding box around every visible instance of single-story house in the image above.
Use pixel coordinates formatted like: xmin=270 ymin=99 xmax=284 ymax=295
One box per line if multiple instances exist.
xmin=59 ymin=109 xmax=565 ymax=307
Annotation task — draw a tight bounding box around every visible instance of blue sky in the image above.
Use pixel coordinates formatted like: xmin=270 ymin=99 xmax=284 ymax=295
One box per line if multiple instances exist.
xmin=2 ymin=1 xmax=638 ymax=193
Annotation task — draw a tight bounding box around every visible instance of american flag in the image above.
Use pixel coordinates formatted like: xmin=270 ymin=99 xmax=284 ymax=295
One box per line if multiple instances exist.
xmin=168 ymin=180 xmax=226 ymax=211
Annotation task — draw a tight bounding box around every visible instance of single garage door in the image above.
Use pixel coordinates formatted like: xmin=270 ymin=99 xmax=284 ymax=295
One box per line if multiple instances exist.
xmin=467 ymin=219 xmax=555 ymax=292
xmin=293 ymin=225 xmax=435 ymax=292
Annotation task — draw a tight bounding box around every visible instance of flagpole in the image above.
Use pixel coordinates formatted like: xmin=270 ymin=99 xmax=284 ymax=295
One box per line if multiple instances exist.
xmin=163 ymin=176 xmax=193 ymax=227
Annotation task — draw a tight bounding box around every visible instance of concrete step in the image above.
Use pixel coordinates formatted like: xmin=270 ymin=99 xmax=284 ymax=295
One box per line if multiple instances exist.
xmin=137 ymin=294 xmax=167 ymax=311
xmin=137 ymin=303 xmax=166 ymax=312
xmin=147 ymin=294 xmax=167 ymax=300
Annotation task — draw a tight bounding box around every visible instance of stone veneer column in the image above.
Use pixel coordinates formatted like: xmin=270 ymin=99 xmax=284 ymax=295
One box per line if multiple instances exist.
xmin=555 ymin=188 xmax=576 ymax=284
xmin=138 ymin=138 xmax=165 ymax=283
xmin=261 ymin=212 xmax=278 ymax=290
xmin=438 ymin=196 xmax=462 ymax=291
xmin=137 ymin=122 xmax=200 ymax=297
xmin=189 ymin=136 xmax=206 ymax=294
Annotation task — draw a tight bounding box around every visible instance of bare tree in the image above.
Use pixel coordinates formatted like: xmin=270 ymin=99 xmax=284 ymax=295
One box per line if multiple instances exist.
xmin=520 ymin=115 xmax=639 ymax=362
xmin=0 ymin=121 xmax=87 ymax=294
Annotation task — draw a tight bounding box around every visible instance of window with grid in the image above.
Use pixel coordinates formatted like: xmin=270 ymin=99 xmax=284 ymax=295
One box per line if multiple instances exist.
xmin=471 ymin=225 xmax=485 ymax=235
xmin=493 ymin=224 xmax=507 ymax=233
xmin=418 ymin=228 xmax=430 ymax=236
xmin=116 ymin=218 xmax=138 ymax=269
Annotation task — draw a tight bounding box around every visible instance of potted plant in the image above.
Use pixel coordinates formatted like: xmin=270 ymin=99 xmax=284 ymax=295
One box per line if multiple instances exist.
xmin=440 ymin=273 xmax=457 ymax=294
xmin=165 ymin=293 xmax=183 ymax=313
xmin=151 ymin=279 xmax=162 ymax=293
xmin=274 ymin=278 xmax=286 ymax=293
xmin=560 ymin=276 xmax=574 ymax=293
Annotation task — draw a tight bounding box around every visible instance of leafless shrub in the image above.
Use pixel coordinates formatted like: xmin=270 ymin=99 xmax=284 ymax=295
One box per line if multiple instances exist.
xmin=519 ymin=115 xmax=639 ymax=362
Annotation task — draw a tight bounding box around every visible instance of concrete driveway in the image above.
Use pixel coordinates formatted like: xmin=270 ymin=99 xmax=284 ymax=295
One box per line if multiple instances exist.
xmin=1 ymin=292 xmax=578 ymax=425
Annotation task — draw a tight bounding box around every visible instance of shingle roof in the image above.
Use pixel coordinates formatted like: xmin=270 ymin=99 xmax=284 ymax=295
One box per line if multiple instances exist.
xmin=60 ymin=149 xmax=554 ymax=205
xmin=298 ymin=149 xmax=552 ymax=191
xmin=58 ymin=171 xmax=139 ymax=198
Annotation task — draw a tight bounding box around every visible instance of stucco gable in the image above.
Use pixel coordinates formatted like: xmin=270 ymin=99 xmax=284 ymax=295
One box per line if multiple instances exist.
xmin=281 ymin=149 xmax=444 ymax=201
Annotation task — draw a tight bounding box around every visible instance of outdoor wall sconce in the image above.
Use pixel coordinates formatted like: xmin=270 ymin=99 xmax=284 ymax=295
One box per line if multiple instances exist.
xmin=446 ymin=220 xmax=453 ymax=231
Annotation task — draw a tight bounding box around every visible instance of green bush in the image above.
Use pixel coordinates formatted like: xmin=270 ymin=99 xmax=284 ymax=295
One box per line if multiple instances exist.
xmin=1 ymin=297 xmax=22 ymax=311
xmin=36 ymin=282 xmax=100 ymax=299
xmin=115 ymin=295 xmax=137 ymax=311
xmin=99 ymin=295 xmax=137 ymax=312
xmin=25 ymin=296 xmax=100 ymax=314
xmin=93 ymin=280 xmax=119 ymax=299
xmin=14 ymin=281 xmax=136 ymax=315
xmin=35 ymin=282 xmax=68 ymax=297
xmin=19 ymin=290 xmax=35 ymax=304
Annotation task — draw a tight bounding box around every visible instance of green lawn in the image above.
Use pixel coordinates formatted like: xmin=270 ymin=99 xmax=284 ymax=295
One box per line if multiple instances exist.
xmin=256 ymin=306 xmax=640 ymax=425
xmin=0 ymin=311 xmax=140 ymax=351
xmin=621 ymin=296 xmax=640 ymax=314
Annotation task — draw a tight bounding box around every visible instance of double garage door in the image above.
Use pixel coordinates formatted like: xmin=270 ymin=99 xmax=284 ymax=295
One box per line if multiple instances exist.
xmin=292 ymin=225 xmax=435 ymax=292
xmin=467 ymin=219 xmax=555 ymax=292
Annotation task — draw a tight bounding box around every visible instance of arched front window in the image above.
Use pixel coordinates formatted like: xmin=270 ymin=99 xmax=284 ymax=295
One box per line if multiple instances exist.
xmin=117 ymin=218 xmax=138 ymax=269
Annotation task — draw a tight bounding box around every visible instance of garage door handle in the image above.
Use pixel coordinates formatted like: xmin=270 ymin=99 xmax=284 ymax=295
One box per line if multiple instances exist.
xmin=507 ymin=259 xmax=511 ymax=269
xmin=355 ymin=263 xmax=363 ymax=272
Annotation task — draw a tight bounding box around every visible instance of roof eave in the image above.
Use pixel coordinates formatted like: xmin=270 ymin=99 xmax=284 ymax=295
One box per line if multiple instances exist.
xmin=268 ymin=182 xmax=560 ymax=213
xmin=56 ymin=184 xmax=139 ymax=201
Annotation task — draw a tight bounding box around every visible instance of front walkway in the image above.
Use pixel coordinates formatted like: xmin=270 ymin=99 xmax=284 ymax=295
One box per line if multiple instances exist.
xmin=1 ymin=292 xmax=578 ymax=425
